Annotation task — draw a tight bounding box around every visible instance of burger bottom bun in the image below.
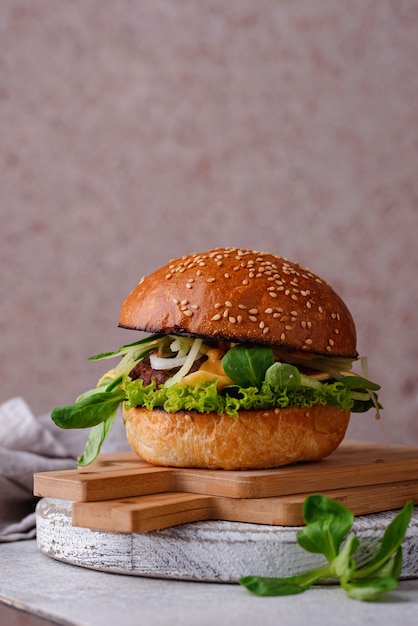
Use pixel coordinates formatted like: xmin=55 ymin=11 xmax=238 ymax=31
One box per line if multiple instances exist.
xmin=122 ymin=405 xmax=350 ymax=470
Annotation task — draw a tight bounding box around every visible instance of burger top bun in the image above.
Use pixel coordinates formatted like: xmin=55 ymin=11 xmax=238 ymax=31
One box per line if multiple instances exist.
xmin=119 ymin=247 xmax=357 ymax=357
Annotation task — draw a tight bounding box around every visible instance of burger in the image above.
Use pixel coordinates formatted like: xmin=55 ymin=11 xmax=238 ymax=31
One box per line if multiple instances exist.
xmin=52 ymin=247 xmax=380 ymax=469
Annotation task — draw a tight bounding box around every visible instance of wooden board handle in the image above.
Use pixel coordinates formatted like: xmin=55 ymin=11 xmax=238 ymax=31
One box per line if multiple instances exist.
xmin=71 ymin=480 xmax=418 ymax=533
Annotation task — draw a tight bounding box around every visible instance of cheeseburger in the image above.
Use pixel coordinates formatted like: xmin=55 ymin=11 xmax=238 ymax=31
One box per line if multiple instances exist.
xmin=52 ymin=247 xmax=380 ymax=469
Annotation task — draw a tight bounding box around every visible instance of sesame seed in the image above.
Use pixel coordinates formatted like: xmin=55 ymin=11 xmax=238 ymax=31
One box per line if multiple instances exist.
xmin=224 ymin=273 xmax=230 ymax=278
xmin=334 ymin=328 xmax=339 ymax=334
xmin=229 ymin=317 xmax=236 ymax=324
xmin=184 ymin=310 xmax=193 ymax=317
xmin=191 ymin=304 xmax=199 ymax=309
xmin=206 ymin=277 xmax=216 ymax=283
xmin=265 ymin=308 xmax=273 ymax=314
xmin=263 ymin=327 xmax=269 ymax=334
xmin=223 ymin=309 xmax=229 ymax=318
xmin=280 ymin=333 xmax=286 ymax=341
xmin=273 ymin=313 xmax=280 ymax=318
xmin=304 ymin=339 xmax=313 ymax=345
xmin=328 ymin=339 xmax=335 ymax=346
xmin=290 ymin=310 xmax=298 ymax=316
xmin=259 ymin=321 xmax=265 ymax=329
xmin=269 ymin=292 xmax=278 ymax=298
xmin=211 ymin=314 xmax=221 ymax=321
xmin=186 ymin=283 xmax=193 ymax=289
xmin=301 ymin=321 xmax=307 ymax=329
xmin=242 ymin=279 xmax=249 ymax=285
xmin=237 ymin=315 xmax=243 ymax=323
xmin=285 ymin=325 xmax=293 ymax=331
xmin=306 ymin=301 xmax=312 ymax=309
xmin=172 ymin=298 xmax=179 ymax=304
xmin=214 ymin=302 xmax=222 ymax=308
xmin=196 ymin=270 xmax=203 ymax=276
xmin=291 ymin=294 xmax=298 ymax=301
xmin=165 ymin=273 xmax=172 ymax=279
xmin=249 ymin=308 xmax=258 ymax=314
xmin=238 ymin=304 xmax=247 ymax=310
xmin=249 ymin=316 xmax=257 ymax=322
xmin=225 ymin=301 xmax=233 ymax=308
xmin=326 ymin=346 xmax=332 ymax=352
xmin=318 ymin=306 xmax=324 ymax=313
xmin=181 ymin=299 xmax=189 ymax=305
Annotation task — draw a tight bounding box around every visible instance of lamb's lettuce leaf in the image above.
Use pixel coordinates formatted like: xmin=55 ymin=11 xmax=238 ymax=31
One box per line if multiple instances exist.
xmin=222 ymin=345 xmax=274 ymax=388
xmin=239 ymin=496 xmax=413 ymax=602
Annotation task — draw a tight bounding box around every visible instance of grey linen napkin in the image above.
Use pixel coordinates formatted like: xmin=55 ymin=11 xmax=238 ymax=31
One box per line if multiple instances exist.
xmin=0 ymin=397 xmax=129 ymax=542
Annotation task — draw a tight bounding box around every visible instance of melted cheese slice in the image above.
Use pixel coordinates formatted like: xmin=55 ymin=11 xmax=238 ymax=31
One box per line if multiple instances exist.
xmin=179 ymin=348 xmax=234 ymax=391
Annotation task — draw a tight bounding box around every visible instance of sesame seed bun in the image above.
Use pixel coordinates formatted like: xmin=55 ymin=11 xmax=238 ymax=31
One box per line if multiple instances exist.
xmin=119 ymin=247 xmax=356 ymax=469
xmin=120 ymin=247 xmax=357 ymax=357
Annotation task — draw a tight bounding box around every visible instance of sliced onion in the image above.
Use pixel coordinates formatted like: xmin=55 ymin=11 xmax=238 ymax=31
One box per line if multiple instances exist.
xmin=165 ymin=338 xmax=203 ymax=387
xmin=149 ymin=353 xmax=188 ymax=370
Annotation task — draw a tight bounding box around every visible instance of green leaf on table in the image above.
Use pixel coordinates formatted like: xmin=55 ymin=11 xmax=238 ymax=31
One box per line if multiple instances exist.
xmin=239 ymin=496 xmax=413 ymax=602
xmin=297 ymin=495 xmax=354 ymax=561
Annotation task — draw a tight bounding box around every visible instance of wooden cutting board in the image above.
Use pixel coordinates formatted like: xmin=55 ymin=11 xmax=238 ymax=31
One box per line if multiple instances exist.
xmin=33 ymin=441 xmax=418 ymax=533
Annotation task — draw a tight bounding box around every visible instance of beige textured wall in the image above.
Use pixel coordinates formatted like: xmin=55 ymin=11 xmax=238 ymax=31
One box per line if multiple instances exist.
xmin=1 ymin=0 xmax=418 ymax=446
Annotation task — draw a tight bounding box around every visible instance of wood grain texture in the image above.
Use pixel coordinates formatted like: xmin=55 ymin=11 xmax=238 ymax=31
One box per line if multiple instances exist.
xmin=71 ymin=480 xmax=418 ymax=532
xmin=36 ymin=498 xmax=418 ymax=582
xmin=34 ymin=441 xmax=418 ymax=502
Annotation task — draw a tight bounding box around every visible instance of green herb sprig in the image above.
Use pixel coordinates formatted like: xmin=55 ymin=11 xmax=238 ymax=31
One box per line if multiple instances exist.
xmin=239 ymin=495 xmax=413 ymax=602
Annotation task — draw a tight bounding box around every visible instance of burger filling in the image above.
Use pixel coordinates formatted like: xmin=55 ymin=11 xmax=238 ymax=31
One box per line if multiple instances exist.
xmin=52 ymin=333 xmax=381 ymax=465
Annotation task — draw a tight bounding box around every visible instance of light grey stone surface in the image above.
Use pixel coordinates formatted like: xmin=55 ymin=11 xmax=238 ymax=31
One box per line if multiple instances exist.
xmin=1 ymin=540 xmax=418 ymax=626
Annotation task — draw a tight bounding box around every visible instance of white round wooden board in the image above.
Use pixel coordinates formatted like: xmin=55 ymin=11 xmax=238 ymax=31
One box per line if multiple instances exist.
xmin=36 ymin=498 xmax=418 ymax=582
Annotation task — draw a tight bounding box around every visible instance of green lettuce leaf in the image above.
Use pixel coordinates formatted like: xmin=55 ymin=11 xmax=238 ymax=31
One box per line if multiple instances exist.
xmin=122 ymin=377 xmax=354 ymax=417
